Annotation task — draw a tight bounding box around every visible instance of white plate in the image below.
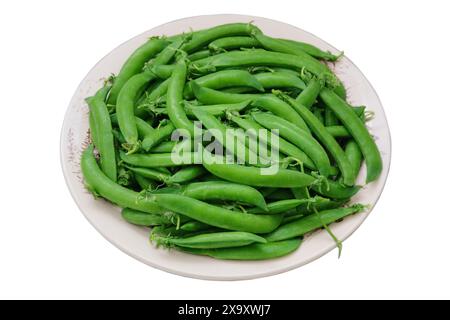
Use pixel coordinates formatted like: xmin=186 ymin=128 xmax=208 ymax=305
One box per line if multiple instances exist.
xmin=61 ymin=14 xmax=391 ymax=280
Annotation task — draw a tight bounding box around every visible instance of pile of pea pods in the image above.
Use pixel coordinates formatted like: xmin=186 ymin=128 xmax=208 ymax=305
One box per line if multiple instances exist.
xmin=81 ymin=23 xmax=382 ymax=260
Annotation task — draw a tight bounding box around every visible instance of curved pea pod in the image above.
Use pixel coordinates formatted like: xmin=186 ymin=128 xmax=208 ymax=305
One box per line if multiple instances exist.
xmin=193 ymin=48 xmax=327 ymax=77
xmin=151 ymin=193 xmax=282 ymax=234
xmin=179 ymin=239 xmax=301 ymax=260
xmin=254 ymin=72 xmax=306 ymax=90
xmin=275 ymin=92 xmax=356 ymax=186
xmin=184 ymin=70 xmax=264 ymax=99
xmin=187 ymin=49 xmax=211 ymax=62
xmin=150 ymin=140 xmax=194 ymax=153
xmin=252 ymin=112 xmax=331 ymax=176
xmin=134 ymin=174 xmax=157 ymax=191
xmin=167 ymin=59 xmax=195 ymax=136
xmin=152 ymin=231 xmax=267 ymax=249
xmin=185 ymin=101 xmax=251 ymax=117
xmin=208 ymin=36 xmax=261 ymax=52
xmin=191 ymin=108 xmax=266 ymax=165
xmin=149 ymin=64 xmax=175 ymax=79
xmin=119 ymin=151 xmax=199 ymax=168
xmin=123 ymin=165 xmax=170 ymax=183
xmin=181 ymin=181 xmax=268 ymax=211
xmin=202 ymin=156 xmax=317 ymax=188
xmin=326 ymin=125 xmax=350 ymax=138
xmin=86 ymin=86 xmax=117 ymax=182
xmin=81 ymin=145 xmax=166 ymax=214
xmin=141 ymin=121 xmax=175 ymax=152
xmin=227 ymin=114 xmax=316 ymax=170
xmin=121 ymin=208 xmax=179 ymax=227
xmin=247 ymin=197 xmax=327 ymax=215
xmin=116 ymin=40 xmax=185 ymax=153
xmin=191 ymin=81 xmax=264 ymax=104
xmin=283 ymin=199 xmax=348 ymax=224
xmin=277 ymin=38 xmax=341 ymax=61
xmin=266 ymin=204 xmax=365 ymax=242
xmin=295 ymin=77 xmax=322 ymax=109
xmin=312 ymin=179 xmax=361 ymax=200
xmin=320 ymin=88 xmax=383 ymax=183
xmin=108 ymin=38 xmax=169 ymax=104
xmin=251 ymin=95 xmax=311 ymax=133
xmin=181 ymin=23 xmax=259 ymax=53
xmin=250 ymin=33 xmax=346 ymax=98
xmin=345 ymin=140 xmax=363 ymax=178
xmin=180 ymin=221 xmax=212 ymax=232
xmin=166 ymin=166 xmax=207 ymax=185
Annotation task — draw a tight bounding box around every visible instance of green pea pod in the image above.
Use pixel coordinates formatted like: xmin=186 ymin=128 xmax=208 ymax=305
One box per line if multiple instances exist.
xmin=254 ymin=72 xmax=306 ymax=90
xmin=345 ymin=140 xmax=363 ymax=178
xmin=182 ymin=23 xmax=259 ymax=53
xmin=191 ymin=82 xmax=264 ymax=104
xmin=326 ymin=125 xmax=350 ymax=138
xmin=251 ymin=95 xmax=311 ymax=134
xmin=181 ymin=181 xmax=268 ymax=211
xmin=277 ymin=38 xmax=341 ymax=61
xmin=266 ymin=204 xmax=365 ymax=242
xmin=149 ymin=64 xmax=175 ymax=79
xmin=286 ymin=199 xmax=348 ymax=222
xmin=119 ymin=151 xmax=199 ymax=168
xmin=108 ymin=38 xmax=169 ymax=104
xmin=81 ymin=145 xmax=166 ymax=214
xmin=152 ymin=231 xmax=267 ymax=249
xmin=312 ymin=179 xmax=360 ymax=200
xmin=116 ymin=40 xmax=184 ymax=153
xmin=86 ymin=86 xmax=117 ymax=181
xmin=187 ymin=50 xmax=211 ymax=61
xmin=227 ymin=114 xmax=315 ymax=170
xmin=151 ymin=193 xmax=282 ymax=234
xmin=295 ymin=77 xmax=322 ymax=109
xmin=276 ymin=92 xmax=356 ymax=186
xmin=208 ymin=36 xmax=261 ymax=52
xmin=134 ymin=174 xmax=157 ymax=190
xmin=151 ymin=140 xmax=194 ymax=153
xmin=142 ymin=121 xmax=175 ymax=151
xmin=166 ymin=166 xmax=207 ymax=185
xmin=123 ymin=165 xmax=170 ymax=182
xmin=202 ymin=154 xmax=317 ymax=188
xmin=320 ymin=88 xmax=382 ymax=183
xmin=248 ymin=197 xmax=327 ymax=215
xmin=184 ymin=70 xmax=264 ymax=99
xmin=193 ymin=48 xmax=326 ymax=77
xmin=122 ymin=208 xmax=177 ymax=227
xmin=179 ymin=239 xmax=301 ymax=260
xmin=180 ymin=221 xmax=211 ymax=232
xmin=167 ymin=59 xmax=194 ymax=136
xmin=185 ymin=101 xmax=251 ymax=117
xmin=250 ymin=34 xmax=346 ymax=98
xmin=192 ymin=108 xmax=266 ymax=165
xmin=252 ymin=112 xmax=331 ymax=176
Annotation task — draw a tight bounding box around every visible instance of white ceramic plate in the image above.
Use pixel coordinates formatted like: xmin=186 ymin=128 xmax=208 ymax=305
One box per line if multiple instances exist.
xmin=61 ymin=14 xmax=391 ymax=280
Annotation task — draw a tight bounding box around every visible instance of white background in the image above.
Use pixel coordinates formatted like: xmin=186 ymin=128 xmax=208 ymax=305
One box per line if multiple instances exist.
xmin=1 ymin=0 xmax=449 ymax=299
